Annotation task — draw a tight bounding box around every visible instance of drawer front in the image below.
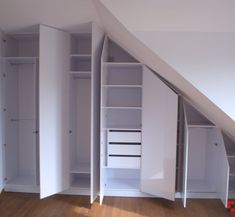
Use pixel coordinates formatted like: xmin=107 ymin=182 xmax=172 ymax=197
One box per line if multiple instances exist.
xmin=108 ymin=145 xmax=141 ymax=155
xmin=108 ymin=156 xmax=141 ymax=169
xmin=108 ymin=131 xmax=141 ymax=143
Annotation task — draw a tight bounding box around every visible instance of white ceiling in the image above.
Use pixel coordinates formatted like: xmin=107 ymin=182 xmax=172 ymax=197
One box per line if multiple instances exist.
xmin=100 ymin=0 xmax=235 ymax=32
xmin=0 ymin=0 xmax=101 ymax=33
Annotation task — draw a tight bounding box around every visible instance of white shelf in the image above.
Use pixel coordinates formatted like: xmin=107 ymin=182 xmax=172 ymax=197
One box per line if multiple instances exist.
xmin=188 ymin=124 xmax=216 ymax=128
xmin=7 ymin=174 xmax=36 ymax=186
xmin=70 ymin=163 xmax=90 ymax=174
xmin=3 ymin=57 xmax=38 ymax=64
xmin=105 ymin=178 xmax=140 ymax=190
xmin=70 ymin=71 xmax=91 ymax=78
xmin=70 ymin=54 xmax=91 ymax=59
xmin=102 ymin=106 xmax=142 ymax=110
xmin=103 ymin=85 xmax=142 ymax=88
xmin=103 ymin=62 xmax=143 ymax=66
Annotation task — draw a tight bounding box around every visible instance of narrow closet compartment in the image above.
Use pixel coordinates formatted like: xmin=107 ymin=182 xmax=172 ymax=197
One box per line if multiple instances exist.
xmin=69 ymin=33 xmax=92 ymax=193
xmin=3 ymin=33 xmax=39 ymax=192
xmin=184 ymin=101 xmax=219 ymax=195
xmin=222 ymin=133 xmax=235 ymax=197
xmin=101 ymin=38 xmax=143 ymax=195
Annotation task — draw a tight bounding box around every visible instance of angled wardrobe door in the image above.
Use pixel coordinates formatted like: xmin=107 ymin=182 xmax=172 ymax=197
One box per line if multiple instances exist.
xmin=141 ymin=66 xmax=178 ymax=201
xmin=90 ymin=23 xmax=104 ymax=203
xmin=39 ymin=25 xmax=70 ymax=198
xmin=216 ymin=130 xmax=229 ymax=207
xmin=182 ymin=103 xmax=189 ymax=207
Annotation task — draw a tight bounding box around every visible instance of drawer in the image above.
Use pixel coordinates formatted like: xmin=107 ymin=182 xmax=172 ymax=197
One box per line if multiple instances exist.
xmin=108 ymin=131 xmax=141 ymax=143
xmin=108 ymin=145 xmax=141 ymax=155
xmin=108 ymin=156 xmax=141 ymax=169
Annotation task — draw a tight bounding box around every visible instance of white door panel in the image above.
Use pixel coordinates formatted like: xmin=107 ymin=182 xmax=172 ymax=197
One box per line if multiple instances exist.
xmin=141 ymin=66 xmax=178 ymax=201
xmin=39 ymin=25 xmax=70 ymax=198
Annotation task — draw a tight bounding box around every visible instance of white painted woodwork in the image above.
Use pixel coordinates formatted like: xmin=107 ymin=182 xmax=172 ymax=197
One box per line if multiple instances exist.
xmin=39 ymin=25 xmax=70 ymax=198
xmin=0 ymin=32 xmax=5 ymax=192
xmin=182 ymin=105 xmax=189 ymax=207
xmin=216 ymin=130 xmax=229 ymax=207
xmin=108 ymin=156 xmax=140 ymax=169
xmin=91 ymin=23 xmax=104 ymax=203
xmin=108 ymin=145 xmax=141 ymax=155
xmin=107 ymin=131 xmax=141 ymax=143
xmin=141 ymin=66 xmax=178 ymax=201
xmin=99 ymin=37 xmax=108 ymax=205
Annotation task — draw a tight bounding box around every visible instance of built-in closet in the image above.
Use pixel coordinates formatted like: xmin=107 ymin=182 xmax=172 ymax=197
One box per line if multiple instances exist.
xmin=182 ymin=100 xmax=229 ymax=207
xmin=1 ymin=32 xmax=39 ymax=193
xmin=0 ymin=23 xmax=104 ymax=203
xmin=100 ymin=37 xmax=178 ymax=203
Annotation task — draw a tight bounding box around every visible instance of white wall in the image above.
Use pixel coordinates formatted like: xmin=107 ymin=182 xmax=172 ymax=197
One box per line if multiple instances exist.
xmin=100 ymin=0 xmax=235 ymax=32
xmin=133 ymin=31 xmax=235 ymax=121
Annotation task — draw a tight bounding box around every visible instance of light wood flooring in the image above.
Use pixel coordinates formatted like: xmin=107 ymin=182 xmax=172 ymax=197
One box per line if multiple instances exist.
xmin=0 ymin=192 xmax=233 ymax=217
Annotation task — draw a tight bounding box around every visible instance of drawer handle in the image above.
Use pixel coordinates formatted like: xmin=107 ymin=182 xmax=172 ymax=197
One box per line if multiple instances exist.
xmin=109 ymin=142 xmax=141 ymax=145
xmin=109 ymin=154 xmax=141 ymax=157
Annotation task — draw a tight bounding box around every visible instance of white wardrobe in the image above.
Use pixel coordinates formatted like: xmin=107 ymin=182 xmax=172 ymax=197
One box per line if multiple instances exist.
xmin=100 ymin=37 xmax=178 ymax=203
xmin=0 ymin=23 xmax=104 ymax=203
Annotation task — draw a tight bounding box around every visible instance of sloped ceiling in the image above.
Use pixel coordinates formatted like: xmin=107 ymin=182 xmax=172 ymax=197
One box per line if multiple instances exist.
xmin=94 ymin=0 xmax=235 ymax=137
xmin=0 ymin=0 xmax=101 ymax=32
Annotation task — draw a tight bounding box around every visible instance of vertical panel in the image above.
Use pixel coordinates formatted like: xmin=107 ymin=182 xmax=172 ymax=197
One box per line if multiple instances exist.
xmin=91 ymin=23 xmax=104 ymax=203
xmin=141 ymin=66 xmax=178 ymax=201
xmin=99 ymin=36 xmax=108 ymax=205
xmin=39 ymin=25 xmax=70 ymax=198
xmin=182 ymin=103 xmax=189 ymax=207
xmin=216 ymin=129 xmax=229 ymax=207
xmin=0 ymin=32 xmax=5 ymax=192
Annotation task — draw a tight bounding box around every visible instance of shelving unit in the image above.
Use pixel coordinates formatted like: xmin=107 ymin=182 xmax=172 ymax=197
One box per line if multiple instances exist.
xmin=100 ymin=37 xmax=143 ymax=198
xmin=2 ymin=33 xmax=39 ymax=192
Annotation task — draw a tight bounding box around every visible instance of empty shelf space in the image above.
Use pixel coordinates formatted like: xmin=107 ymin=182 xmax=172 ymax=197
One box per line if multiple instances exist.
xmin=70 ymin=163 xmax=90 ymax=174
xmin=187 ymin=179 xmax=216 ymax=193
xmin=70 ymin=33 xmax=91 ymax=55
xmin=103 ymin=85 xmax=142 ymax=88
xmin=230 ymin=165 xmax=235 ymax=176
xmin=7 ymin=175 xmax=36 ymax=186
xmin=71 ymin=177 xmax=90 ymax=189
xmin=103 ymin=65 xmax=143 ymax=86
xmin=70 ymin=56 xmax=91 ymax=72
xmin=105 ymin=178 xmax=140 ymax=190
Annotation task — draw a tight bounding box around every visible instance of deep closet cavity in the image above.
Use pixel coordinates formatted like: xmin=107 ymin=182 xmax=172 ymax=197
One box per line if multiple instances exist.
xmin=69 ymin=32 xmax=92 ymax=193
xmin=3 ymin=33 xmax=39 ymax=192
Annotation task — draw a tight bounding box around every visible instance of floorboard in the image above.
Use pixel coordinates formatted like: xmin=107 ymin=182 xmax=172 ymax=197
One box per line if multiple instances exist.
xmin=0 ymin=192 xmax=232 ymax=217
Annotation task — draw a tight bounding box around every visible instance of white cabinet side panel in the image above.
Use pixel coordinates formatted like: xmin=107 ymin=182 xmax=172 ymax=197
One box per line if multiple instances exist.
xmin=141 ymin=66 xmax=178 ymax=201
xmin=0 ymin=32 xmax=5 ymax=192
xmin=216 ymin=129 xmax=229 ymax=207
xmin=39 ymin=25 xmax=70 ymax=198
xmin=91 ymin=23 xmax=104 ymax=203
xmin=182 ymin=105 xmax=189 ymax=207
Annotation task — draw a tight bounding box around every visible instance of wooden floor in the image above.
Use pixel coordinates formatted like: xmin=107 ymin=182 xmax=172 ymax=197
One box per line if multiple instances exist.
xmin=0 ymin=192 xmax=232 ymax=217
